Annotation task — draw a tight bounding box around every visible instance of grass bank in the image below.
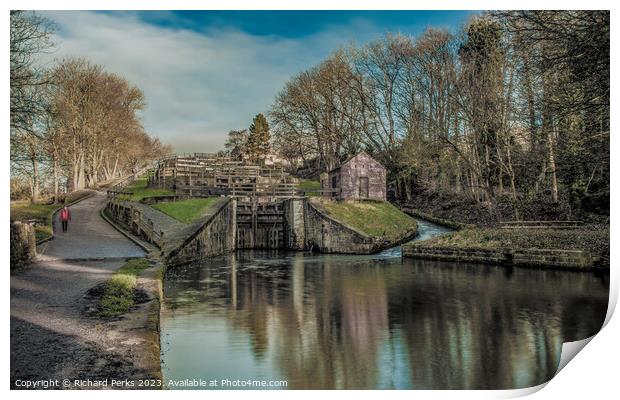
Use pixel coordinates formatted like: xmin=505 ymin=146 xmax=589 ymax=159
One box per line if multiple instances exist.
xmin=98 ymin=258 xmax=150 ymax=318
xmin=118 ymin=178 xmax=173 ymax=202
xmin=316 ymin=199 xmax=417 ymax=240
xmin=413 ymin=227 xmax=609 ymax=261
xmin=10 ymin=190 xmax=93 ymax=241
xmin=298 ymin=179 xmax=321 ymax=196
xmin=152 ymin=197 xmax=219 ymax=223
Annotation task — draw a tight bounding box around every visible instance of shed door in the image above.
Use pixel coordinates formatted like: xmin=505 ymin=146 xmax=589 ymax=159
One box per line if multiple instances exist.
xmin=359 ymin=177 xmax=369 ymax=198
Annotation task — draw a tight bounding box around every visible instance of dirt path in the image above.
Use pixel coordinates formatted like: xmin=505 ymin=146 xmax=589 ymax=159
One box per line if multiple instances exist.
xmin=10 ymin=192 xmax=160 ymax=389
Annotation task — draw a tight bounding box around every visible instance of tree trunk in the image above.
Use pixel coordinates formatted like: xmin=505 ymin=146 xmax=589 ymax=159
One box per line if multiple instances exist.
xmin=53 ymin=153 xmax=59 ymax=203
xmin=455 ymin=162 xmax=462 ymax=193
xmin=29 ymin=142 xmax=39 ymax=204
xmin=77 ymin=151 xmax=86 ymax=190
xmin=548 ymin=122 xmax=559 ymax=203
xmin=112 ymin=155 xmax=119 ymax=178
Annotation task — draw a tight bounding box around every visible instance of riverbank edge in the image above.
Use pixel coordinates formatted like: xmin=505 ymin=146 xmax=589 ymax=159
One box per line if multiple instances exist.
xmin=397 ymin=205 xmax=608 ymax=271
xmin=396 ymin=204 xmax=474 ymax=230
xmin=99 ymin=206 xmax=164 ymax=388
xmin=133 ymin=255 xmax=165 ymax=385
xmin=402 ymin=240 xmax=607 ymax=271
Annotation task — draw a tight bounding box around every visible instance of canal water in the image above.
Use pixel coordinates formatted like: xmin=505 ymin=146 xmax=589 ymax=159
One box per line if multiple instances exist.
xmin=160 ymin=220 xmax=609 ymax=389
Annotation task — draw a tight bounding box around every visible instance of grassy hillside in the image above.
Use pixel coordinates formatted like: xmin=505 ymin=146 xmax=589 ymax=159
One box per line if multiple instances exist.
xmin=118 ymin=178 xmax=173 ymax=201
xmin=152 ymin=198 xmax=219 ymax=224
xmin=316 ymin=200 xmax=417 ymax=240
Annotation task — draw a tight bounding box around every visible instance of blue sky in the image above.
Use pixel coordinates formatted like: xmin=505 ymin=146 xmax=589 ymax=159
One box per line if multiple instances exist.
xmin=42 ymin=10 xmax=474 ymax=152
xmin=128 ymin=10 xmax=472 ymax=38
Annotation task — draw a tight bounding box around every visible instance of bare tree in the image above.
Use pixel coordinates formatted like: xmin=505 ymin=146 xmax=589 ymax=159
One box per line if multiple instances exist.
xmin=224 ymin=129 xmax=249 ymax=160
xmin=10 ymin=11 xmax=54 ymax=137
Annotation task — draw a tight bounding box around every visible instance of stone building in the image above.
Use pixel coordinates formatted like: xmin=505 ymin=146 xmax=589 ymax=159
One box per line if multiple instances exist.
xmin=321 ymin=152 xmax=386 ymax=201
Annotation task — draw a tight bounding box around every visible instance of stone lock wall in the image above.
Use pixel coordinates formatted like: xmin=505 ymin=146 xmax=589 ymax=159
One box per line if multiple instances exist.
xmin=283 ymin=198 xmax=306 ymax=250
xmin=165 ymin=196 xmax=397 ymax=265
xmin=166 ymin=198 xmax=237 ymax=266
xmin=10 ymin=221 xmax=36 ymax=270
xmin=304 ymin=200 xmax=384 ymax=254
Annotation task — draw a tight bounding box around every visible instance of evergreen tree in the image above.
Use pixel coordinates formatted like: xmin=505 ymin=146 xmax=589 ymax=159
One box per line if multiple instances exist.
xmin=248 ymin=113 xmax=271 ymax=163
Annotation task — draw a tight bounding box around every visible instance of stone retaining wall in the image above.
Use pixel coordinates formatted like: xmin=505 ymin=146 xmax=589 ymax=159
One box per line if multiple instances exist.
xmin=166 ymin=198 xmax=237 ymax=266
xmin=10 ymin=221 xmax=36 ymax=270
xmin=402 ymin=244 xmax=596 ymax=269
xmin=304 ymin=200 xmax=390 ymax=254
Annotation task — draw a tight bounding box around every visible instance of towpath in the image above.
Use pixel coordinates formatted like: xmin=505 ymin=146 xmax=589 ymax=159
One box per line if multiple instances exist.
xmin=10 ymin=191 xmax=158 ymax=389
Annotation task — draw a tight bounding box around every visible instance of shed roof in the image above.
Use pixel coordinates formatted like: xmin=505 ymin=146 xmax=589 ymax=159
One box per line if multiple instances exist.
xmin=327 ymin=151 xmax=384 ymax=174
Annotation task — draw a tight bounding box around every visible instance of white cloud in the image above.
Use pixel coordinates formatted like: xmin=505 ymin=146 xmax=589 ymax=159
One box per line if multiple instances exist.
xmin=39 ymin=11 xmax=383 ymax=152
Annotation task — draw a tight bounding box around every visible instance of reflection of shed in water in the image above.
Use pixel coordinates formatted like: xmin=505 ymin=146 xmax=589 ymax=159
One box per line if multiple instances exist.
xmin=321 ymin=152 xmax=386 ymax=201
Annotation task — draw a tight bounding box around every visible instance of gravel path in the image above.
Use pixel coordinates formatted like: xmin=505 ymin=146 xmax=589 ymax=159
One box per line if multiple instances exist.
xmin=38 ymin=192 xmax=144 ymax=260
xmin=10 ymin=192 xmax=154 ymax=389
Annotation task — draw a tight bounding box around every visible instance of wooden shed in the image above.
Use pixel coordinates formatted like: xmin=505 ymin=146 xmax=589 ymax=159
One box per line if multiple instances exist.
xmin=322 ymin=152 xmax=386 ymax=201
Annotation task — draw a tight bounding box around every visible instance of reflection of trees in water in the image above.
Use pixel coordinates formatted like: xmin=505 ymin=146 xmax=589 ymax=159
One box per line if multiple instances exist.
xmin=272 ymin=260 xmax=390 ymax=389
xmin=221 ymin=254 xmax=391 ymax=388
xmin=164 ymin=251 xmax=608 ymax=389
xmin=387 ymin=261 xmax=607 ymax=389
xmin=229 ymin=263 xmax=271 ymax=359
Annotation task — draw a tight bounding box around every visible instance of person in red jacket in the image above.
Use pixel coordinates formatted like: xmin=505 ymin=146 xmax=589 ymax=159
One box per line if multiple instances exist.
xmin=59 ymin=205 xmax=71 ymax=233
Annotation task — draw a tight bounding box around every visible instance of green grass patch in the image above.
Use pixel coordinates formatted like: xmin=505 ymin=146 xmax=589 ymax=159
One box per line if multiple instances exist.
xmin=413 ymin=227 xmax=610 ymax=258
xmin=297 ymin=179 xmax=321 ymax=196
xmin=98 ymin=258 xmax=150 ymax=318
xmin=316 ymin=199 xmax=417 ymax=240
xmin=117 ymin=178 xmax=173 ymax=202
xmin=10 ymin=190 xmax=93 ymax=241
xmin=152 ymin=197 xmax=219 ymax=223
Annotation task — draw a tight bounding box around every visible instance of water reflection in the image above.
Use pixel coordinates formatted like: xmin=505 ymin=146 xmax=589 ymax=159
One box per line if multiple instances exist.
xmin=161 ymin=248 xmax=608 ymax=389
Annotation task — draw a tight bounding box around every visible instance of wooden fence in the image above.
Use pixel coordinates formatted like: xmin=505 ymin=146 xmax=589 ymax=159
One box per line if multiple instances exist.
xmin=106 ymin=166 xmax=150 ymax=198
xmin=150 ymin=154 xmax=293 ymax=195
xmin=175 ymin=181 xmax=299 ymax=198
